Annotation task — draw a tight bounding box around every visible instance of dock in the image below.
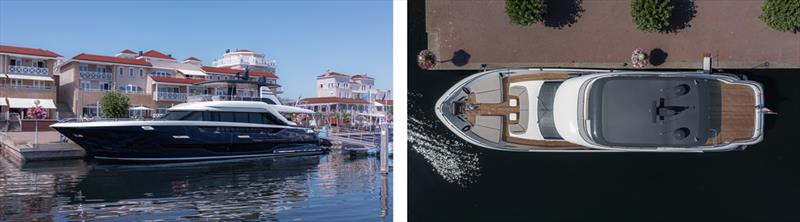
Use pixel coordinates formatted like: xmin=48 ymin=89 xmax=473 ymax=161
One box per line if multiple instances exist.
xmin=0 ymin=131 xmax=85 ymax=164
xmin=425 ymin=0 xmax=800 ymax=70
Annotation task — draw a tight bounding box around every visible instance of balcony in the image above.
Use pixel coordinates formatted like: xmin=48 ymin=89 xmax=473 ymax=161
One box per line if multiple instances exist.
xmin=212 ymin=57 xmax=276 ymax=68
xmin=79 ymin=71 xmax=113 ymax=81
xmin=0 ymin=83 xmax=52 ymax=90
xmin=8 ymin=66 xmax=49 ymax=75
xmin=156 ymin=92 xmax=187 ymax=101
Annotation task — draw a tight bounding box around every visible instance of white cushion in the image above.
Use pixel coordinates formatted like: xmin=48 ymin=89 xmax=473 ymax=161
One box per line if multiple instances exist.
xmin=509 ymin=113 xmax=517 ymax=121
xmin=509 ymin=99 xmax=518 ymax=107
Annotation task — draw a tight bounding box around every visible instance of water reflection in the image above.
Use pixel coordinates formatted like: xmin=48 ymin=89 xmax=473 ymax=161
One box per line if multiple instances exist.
xmin=409 ymin=92 xmax=482 ymax=187
xmin=0 ymin=152 xmax=390 ymax=221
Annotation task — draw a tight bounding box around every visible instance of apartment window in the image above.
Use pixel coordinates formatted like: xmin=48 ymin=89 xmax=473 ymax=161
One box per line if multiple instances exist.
xmin=328 ymin=83 xmax=333 ymax=88
xmin=9 ymin=58 xmax=18 ymax=66
xmin=33 ymin=80 xmax=45 ymax=89
xmin=320 ymin=84 xmax=323 ymax=88
xmin=129 ymin=68 xmax=134 ymax=77
xmin=34 ymin=61 xmax=45 ymax=68
xmin=10 ymin=79 xmax=22 ymax=88
xmin=119 ymin=68 xmax=124 ymax=76
xmin=80 ymin=65 xmax=89 ymax=71
xmin=139 ymin=69 xmax=144 ymax=77
xmin=80 ymin=81 xmax=90 ymax=89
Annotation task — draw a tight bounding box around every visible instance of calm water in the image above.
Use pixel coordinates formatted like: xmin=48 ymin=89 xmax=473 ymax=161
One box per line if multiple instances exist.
xmin=0 ymin=152 xmax=391 ymax=221
xmin=408 ymin=0 xmax=800 ymax=221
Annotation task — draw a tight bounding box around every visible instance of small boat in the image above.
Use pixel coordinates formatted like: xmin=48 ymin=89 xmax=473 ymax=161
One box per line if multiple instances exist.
xmin=51 ymin=101 xmax=324 ymax=161
xmin=435 ymin=68 xmax=765 ymax=152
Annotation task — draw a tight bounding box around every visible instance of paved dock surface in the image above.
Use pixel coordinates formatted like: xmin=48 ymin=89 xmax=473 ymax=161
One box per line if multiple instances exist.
xmin=0 ymin=131 xmax=85 ymax=163
xmin=425 ymin=0 xmax=800 ymax=70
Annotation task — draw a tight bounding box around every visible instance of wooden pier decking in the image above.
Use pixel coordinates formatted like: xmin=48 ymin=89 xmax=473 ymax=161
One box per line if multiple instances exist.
xmin=705 ymin=83 xmax=758 ymax=145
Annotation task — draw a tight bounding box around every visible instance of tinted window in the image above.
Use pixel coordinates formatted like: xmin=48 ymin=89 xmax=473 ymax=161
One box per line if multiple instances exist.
xmin=184 ymin=112 xmax=202 ymax=121
xmin=219 ymin=112 xmax=235 ymax=122
xmin=249 ymin=113 xmax=264 ymax=124
xmin=161 ymin=111 xmax=190 ymax=120
xmin=235 ymin=112 xmax=249 ymax=123
xmin=262 ymin=113 xmax=284 ymax=125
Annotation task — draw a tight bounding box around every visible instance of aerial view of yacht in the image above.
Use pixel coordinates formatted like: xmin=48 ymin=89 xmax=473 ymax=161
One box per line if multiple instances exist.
xmin=435 ymin=68 xmax=766 ymax=152
xmin=51 ymin=101 xmax=323 ymax=161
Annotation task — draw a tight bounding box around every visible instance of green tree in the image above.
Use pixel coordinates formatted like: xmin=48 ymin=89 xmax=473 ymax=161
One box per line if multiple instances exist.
xmin=100 ymin=91 xmax=130 ymax=118
xmin=631 ymin=0 xmax=673 ymax=32
xmin=505 ymin=0 xmax=547 ymax=26
xmin=760 ymin=0 xmax=800 ymax=32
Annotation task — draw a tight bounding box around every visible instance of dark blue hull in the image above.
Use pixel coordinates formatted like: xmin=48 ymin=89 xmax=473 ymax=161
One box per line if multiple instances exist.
xmin=53 ymin=125 xmax=323 ymax=162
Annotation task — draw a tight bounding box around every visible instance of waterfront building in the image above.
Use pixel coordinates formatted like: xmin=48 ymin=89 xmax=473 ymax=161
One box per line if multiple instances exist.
xmin=0 ymin=45 xmax=63 ymax=122
xmin=298 ymin=71 xmax=392 ymax=125
xmin=58 ymin=49 xmax=280 ymax=118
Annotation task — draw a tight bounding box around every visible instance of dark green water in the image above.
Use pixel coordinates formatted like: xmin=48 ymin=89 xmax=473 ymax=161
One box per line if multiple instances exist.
xmin=0 ymin=152 xmax=391 ymax=221
xmin=408 ymin=0 xmax=800 ymax=221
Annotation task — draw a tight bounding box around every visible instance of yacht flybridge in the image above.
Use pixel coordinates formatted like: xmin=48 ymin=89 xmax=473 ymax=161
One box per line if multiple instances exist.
xmin=435 ymin=69 xmax=766 ymax=152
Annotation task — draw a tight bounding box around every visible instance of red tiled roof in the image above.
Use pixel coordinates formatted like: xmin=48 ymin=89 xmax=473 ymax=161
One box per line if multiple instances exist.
xmin=317 ymin=71 xmax=349 ymax=78
xmin=150 ymin=76 xmax=203 ymax=84
xmin=351 ymin=74 xmax=374 ymax=79
xmin=141 ymin=50 xmax=175 ymax=60
xmin=119 ymin=49 xmax=136 ymax=54
xmin=184 ymin=57 xmax=201 ymax=61
xmin=0 ymin=45 xmax=61 ymax=57
xmin=73 ymin=53 xmax=152 ymax=66
xmin=201 ymin=66 xmax=241 ymax=74
xmin=299 ymin=97 xmax=370 ymax=105
xmin=237 ymin=49 xmax=253 ymax=52
xmin=250 ymin=70 xmax=278 ymax=79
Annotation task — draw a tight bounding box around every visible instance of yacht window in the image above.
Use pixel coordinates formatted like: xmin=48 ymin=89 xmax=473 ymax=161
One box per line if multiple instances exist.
xmin=249 ymin=113 xmax=265 ymax=124
xmin=219 ymin=112 xmax=235 ymax=122
xmin=235 ymin=112 xmax=249 ymax=123
xmin=161 ymin=111 xmax=191 ymax=120
xmin=184 ymin=112 xmax=203 ymax=121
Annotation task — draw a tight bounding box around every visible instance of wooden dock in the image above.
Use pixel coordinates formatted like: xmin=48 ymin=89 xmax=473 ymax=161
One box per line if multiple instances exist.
xmin=0 ymin=131 xmax=85 ymax=164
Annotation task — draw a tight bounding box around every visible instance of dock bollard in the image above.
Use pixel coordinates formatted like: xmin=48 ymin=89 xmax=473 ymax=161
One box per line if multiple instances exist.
xmin=380 ymin=123 xmax=389 ymax=174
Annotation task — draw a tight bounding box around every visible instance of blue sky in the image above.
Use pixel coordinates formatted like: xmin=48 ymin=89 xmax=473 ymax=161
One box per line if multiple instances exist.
xmin=0 ymin=0 xmax=392 ymax=99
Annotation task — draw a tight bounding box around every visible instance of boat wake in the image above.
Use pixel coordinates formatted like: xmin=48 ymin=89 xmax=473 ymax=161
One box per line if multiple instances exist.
xmin=409 ymin=92 xmax=481 ymax=187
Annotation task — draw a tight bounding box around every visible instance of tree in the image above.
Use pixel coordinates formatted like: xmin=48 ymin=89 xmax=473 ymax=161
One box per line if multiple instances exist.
xmin=631 ymin=0 xmax=673 ymax=32
xmin=505 ymin=0 xmax=547 ymax=26
xmin=100 ymin=91 xmax=130 ymax=118
xmin=760 ymin=0 xmax=800 ymax=32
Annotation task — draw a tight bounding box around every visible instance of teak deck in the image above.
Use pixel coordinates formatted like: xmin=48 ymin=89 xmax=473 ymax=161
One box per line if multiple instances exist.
xmin=705 ymin=83 xmax=758 ymax=145
xmin=466 ymin=72 xmax=578 ymax=149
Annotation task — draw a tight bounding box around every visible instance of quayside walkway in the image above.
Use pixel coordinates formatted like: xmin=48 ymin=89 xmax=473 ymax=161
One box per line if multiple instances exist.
xmin=425 ymin=0 xmax=800 ymax=70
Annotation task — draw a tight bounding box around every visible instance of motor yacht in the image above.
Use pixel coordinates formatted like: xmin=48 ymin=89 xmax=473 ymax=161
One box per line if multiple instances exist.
xmin=435 ymin=68 xmax=765 ymax=152
xmin=51 ymin=101 xmax=323 ymax=161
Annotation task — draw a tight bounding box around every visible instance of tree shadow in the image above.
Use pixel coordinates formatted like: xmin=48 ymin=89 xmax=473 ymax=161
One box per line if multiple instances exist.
xmin=649 ymin=48 xmax=668 ymax=66
xmin=544 ymin=0 xmax=584 ymax=29
xmin=451 ymin=50 xmax=471 ymax=67
xmin=662 ymin=0 xmax=697 ymax=33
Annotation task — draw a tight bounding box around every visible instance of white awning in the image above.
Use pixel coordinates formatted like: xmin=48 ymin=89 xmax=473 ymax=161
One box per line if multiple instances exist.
xmin=7 ymin=98 xmax=57 ymax=109
xmin=4 ymin=74 xmax=54 ymax=81
xmin=271 ymin=105 xmax=315 ymax=114
xmin=177 ymin=69 xmax=207 ymax=76
xmin=130 ymin=106 xmax=152 ymax=111
xmin=0 ymin=97 xmax=6 ymax=106
xmin=373 ymin=101 xmax=384 ymax=107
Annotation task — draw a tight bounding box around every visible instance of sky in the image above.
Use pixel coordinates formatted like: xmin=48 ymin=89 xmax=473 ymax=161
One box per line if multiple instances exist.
xmin=0 ymin=0 xmax=392 ymax=100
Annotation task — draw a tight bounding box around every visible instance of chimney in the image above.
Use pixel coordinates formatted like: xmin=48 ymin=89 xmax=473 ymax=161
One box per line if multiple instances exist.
xmin=168 ymin=54 xmax=172 ymax=58
xmin=138 ymin=51 xmax=143 ymax=56
xmin=225 ymin=49 xmax=230 ymax=53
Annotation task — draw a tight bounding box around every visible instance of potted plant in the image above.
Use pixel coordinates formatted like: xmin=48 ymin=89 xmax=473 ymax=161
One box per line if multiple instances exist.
xmin=631 ymin=48 xmax=649 ymax=68
xmin=417 ymin=49 xmax=436 ymax=70
xmin=631 ymin=0 xmax=673 ymax=32
xmin=26 ymin=100 xmax=47 ymax=148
